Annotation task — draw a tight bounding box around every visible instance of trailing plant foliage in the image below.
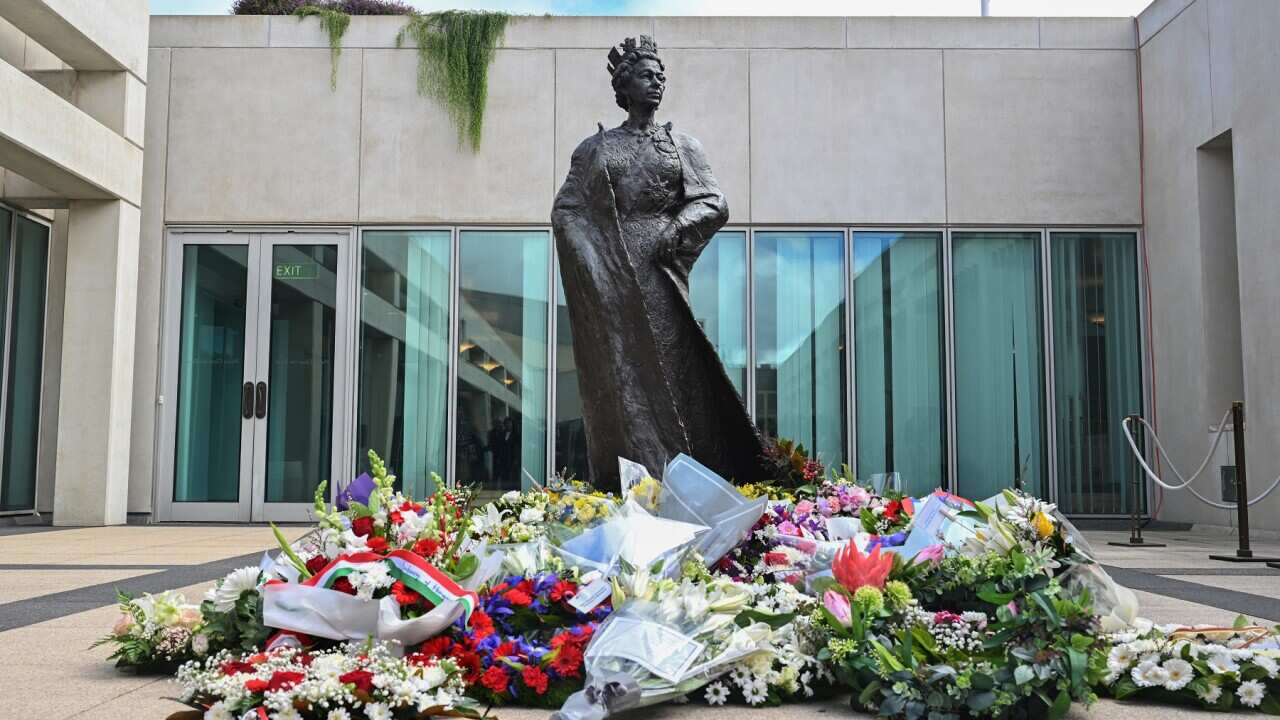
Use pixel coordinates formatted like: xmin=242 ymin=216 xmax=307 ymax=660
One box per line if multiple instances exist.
xmin=397 ymin=10 xmax=511 ymax=151
xmin=294 ymin=6 xmax=350 ymax=89
xmin=232 ymin=0 xmax=413 ymax=14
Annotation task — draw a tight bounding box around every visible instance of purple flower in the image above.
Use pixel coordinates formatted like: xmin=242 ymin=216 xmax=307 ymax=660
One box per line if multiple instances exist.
xmin=336 ymin=472 xmax=375 ymax=510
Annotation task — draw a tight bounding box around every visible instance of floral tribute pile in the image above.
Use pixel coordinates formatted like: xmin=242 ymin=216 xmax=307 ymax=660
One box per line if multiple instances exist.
xmin=96 ymin=447 xmax=1280 ymax=719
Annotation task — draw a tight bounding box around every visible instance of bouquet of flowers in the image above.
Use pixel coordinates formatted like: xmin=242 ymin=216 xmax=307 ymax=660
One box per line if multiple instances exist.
xmin=94 ymin=590 xmax=204 ymax=671
xmin=421 ymin=571 xmax=613 ymax=708
xmin=172 ymin=642 xmax=475 ymax=719
xmin=1094 ymin=620 xmax=1280 ymax=712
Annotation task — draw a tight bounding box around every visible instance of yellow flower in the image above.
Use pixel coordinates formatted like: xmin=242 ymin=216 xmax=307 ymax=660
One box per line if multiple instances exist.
xmin=1033 ymin=511 xmax=1055 ymax=539
xmin=574 ymin=498 xmax=597 ymax=523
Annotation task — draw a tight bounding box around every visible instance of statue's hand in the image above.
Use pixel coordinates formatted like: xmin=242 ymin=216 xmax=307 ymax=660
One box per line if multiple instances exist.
xmin=657 ymin=217 xmax=685 ymax=265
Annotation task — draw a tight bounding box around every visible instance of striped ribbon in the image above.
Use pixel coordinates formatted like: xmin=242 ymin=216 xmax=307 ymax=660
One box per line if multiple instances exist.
xmin=303 ymin=549 xmax=478 ymax=622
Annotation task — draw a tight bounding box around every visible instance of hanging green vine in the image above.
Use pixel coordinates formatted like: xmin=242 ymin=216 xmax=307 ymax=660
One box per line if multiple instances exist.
xmin=396 ymin=11 xmax=511 ymax=151
xmin=294 ymin=5 xmax=351 ymax=90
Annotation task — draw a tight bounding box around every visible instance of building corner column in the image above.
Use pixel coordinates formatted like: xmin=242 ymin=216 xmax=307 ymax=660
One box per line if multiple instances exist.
xmin=52 ymin=199 xmax=140 ymax=526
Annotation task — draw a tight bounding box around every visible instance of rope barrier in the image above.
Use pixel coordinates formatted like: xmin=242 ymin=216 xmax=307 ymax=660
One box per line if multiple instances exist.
xmin=1121 ymin=412 xmax=1280 ymax=509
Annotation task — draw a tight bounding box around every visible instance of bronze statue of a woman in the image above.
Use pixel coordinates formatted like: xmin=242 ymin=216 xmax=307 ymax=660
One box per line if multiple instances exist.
xmin=552 ymin=36 xmax=766 ymax=490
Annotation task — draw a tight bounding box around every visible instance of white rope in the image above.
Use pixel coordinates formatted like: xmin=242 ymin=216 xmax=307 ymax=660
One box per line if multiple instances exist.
xmin=1122 ymin=413 xmax=1280 ymax=509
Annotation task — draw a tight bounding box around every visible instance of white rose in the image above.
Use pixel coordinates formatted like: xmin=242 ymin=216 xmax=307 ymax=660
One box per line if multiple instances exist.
xmin=519 ymin=507 xmax=545 ymax=524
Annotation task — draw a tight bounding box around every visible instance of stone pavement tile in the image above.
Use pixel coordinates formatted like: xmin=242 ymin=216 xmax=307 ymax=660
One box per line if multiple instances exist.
xmin=0 ymin=569 xmax=154 ymax=603
xmin=1130 ymin=589 xmax=1250 ymax=627
xmin=0 ymin=664 xmax=165 ymax=717
xmin=66 ymin=677 xmax=187 ymax=719
xmin=1088 ymin=530 xmax=1280 ymax=569
xmin=0 ymin=526 xmax=308 ymax=566
xmin=1165 ymin=573 xmax=1280 ymax=597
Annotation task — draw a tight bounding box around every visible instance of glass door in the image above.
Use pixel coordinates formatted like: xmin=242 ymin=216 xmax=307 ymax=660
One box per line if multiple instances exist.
xmin=158 ymin=230 xmax=350 ymax=522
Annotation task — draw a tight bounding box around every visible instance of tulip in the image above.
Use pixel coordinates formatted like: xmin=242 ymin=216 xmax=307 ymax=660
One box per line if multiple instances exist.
xmin=823 ymin=590 xmax=852 ymax=627
xmin=832 ymin=542 xmax=893 ymax=592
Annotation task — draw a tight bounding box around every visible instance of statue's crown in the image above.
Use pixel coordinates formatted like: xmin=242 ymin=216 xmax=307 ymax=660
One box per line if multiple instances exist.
xmin=607 ymin=35 xmax=658 ymax=77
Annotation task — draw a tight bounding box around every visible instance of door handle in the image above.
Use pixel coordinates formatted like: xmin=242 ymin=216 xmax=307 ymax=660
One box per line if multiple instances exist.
xmin=241 ymin=382 xmax=254 ymax=419
xmin=255 ymin=381 xmax=268 ymax=419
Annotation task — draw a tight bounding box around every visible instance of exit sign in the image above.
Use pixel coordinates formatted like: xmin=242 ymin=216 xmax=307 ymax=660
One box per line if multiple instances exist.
xmin=274 ymin=262 xmax=317 ymax=280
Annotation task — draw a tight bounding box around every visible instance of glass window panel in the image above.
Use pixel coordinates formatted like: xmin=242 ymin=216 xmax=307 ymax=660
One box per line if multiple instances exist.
xmin=458 ymin=230 xmax=548 ymax=492
xmin=174 ymin=244 xmax=249 ymax=503
xmin=952 ymin=231 xmax=1047 ymax=499
xmin=853 ymin=231 xmax=945 ymax=495
xmin=754 ymin=231 xmax=847 ymax=465
xmin=265 ymin=244 xmax=338 ymax=503
xmin=1051 ymin=232 xmax=1143 ymax=514
xmin=358 ymin=231 xmax=452 ymax=499
xmin=0 ymin=215 xmax=45 ymax=511
xmin=552 ymin=231 xmax=747 ymax=481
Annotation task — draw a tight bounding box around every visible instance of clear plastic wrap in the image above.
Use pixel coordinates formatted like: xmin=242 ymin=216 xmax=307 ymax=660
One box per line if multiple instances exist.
xmin=553 ymin=585 xmax=772 ymax=720
xmin=552 ymin=499 xmax=709 ymax=577
xmin=657 ymin=453 xmax=768 ymax=565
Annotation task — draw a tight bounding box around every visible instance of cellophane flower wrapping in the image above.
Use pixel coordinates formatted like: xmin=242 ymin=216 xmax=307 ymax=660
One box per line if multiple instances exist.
xmin=553 ymin=577 xmax=772 ymax=720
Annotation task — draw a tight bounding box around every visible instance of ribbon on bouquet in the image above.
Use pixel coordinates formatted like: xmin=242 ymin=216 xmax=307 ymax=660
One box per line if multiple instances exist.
xmin=262 ymin=549 xmax=479 ymax=647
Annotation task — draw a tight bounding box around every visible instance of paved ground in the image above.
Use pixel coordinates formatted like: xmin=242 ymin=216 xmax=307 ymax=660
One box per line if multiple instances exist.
xmin=0 ymin=525 xmax=1277 ymax=719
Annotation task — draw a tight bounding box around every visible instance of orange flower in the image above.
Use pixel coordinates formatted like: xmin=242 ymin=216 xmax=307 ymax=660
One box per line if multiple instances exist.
xmin=832 ymin=542 xmax=893 ymax=592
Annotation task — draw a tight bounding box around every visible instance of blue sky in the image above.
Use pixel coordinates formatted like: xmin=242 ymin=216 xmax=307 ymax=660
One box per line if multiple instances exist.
xmin=149 ymin=0 xmax=1154 ymax=17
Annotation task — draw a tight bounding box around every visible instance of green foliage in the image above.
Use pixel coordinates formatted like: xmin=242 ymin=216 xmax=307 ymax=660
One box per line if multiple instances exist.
xmin=396 ymin=10 xmax=511 ymax=150
xmin=294 ymin=5 xmax=351 ymax=90
xmin=199 ymin=589 xmax=271 ymax=654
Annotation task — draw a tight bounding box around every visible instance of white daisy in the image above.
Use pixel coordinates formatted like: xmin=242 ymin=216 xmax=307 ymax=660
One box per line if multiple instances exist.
xmin=1131 ymin=661 xmax=1168 ymax=688
xmin=1237 ymin=679 xmax=1266 ymax=708
xmin=1196 ymin=683 xmax=1223 ymax=704
xmin=741 ymin=681 xmax=768 ymax=706
xmin=1107 ymin=644 xmax=1137 ymax=672
xmin=1208 ymin=653 xmax=1240 ymax=675
xmin=214 ymin=567 xmax=262 ymax=608
xmin=1161 ymin=659 xmax=1194 ymax=690
xmin=704 ymin=682 xmax=729 ymax=706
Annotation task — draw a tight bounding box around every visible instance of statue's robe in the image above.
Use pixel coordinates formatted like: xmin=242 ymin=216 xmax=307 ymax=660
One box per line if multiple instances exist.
xmin=551 ymin=122 xmax=766 ymax=490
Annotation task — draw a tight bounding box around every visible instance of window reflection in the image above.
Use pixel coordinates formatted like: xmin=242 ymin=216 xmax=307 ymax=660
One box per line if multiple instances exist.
xmin=457 ymin=231 xmax=548 ymax=492
xmin=753 ymin=231 xmax=847 ymax=465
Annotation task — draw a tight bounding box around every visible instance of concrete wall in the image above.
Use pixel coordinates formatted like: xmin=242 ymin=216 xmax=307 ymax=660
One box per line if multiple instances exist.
xmin=132 ymin=14 xmax=1142 ymax=518
xmin=1138 ymin=0 xmax=1280 ymax=531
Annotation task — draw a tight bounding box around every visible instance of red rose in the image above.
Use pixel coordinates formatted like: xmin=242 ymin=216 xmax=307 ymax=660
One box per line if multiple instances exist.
xmin=551 ymin=644 xmax=583 ymax=677
xmin=339 ymin=669 xmax=376 ymax=694
xmin=304 ymin=555 xmax=330 ymax=575
xmin=480 ymin=665 xmax=509 ymax=694
xmin=469 ymin=610 xmax=494 ymax=639
xmin=244 ymin=678 xmax=269 ymax=693
xmin=266 ymin=671 xmax=305 ymax=692
xmin=389 ymin=510 xmax=404 ymax=525
xmin=221 ymin=660 xmax=257 ymax=675
xmin=503 ymin=588 xmax=533 ymax=607
xmin=365 ymin=536 xmax=389 ymax=554
xmin=332 ymin=577 xmax=356 ymax=595
xmin=412 ymin=538 xmax=439 ymax=558
xmin=549 ymin=580 xmax=577 ymax=602
xmin=522 ymin=665 xmax=550 ymax=695
xmin=764 ymin=551 xmax=788 ymax=566
xmin=351 ymin=516 xmax=375 ymax=537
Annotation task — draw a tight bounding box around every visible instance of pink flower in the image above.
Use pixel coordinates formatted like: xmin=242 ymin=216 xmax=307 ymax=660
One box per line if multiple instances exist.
xmin=112 ymin=613 xmax=135 ymax=637
xmin=823 ymin=590 xmax=852 ymax=627
xmin=912 ymin=544 xmax=945 ymax=566
xmin=1005 ymin=601 xmax=1019 ymax=617
xmin=777 ymin=521 xmax=800 ymax=536
xmin=847 ymin=486 xmax=871 ymax=509
xmin=795 ymin=500 xmax=815 ymax=517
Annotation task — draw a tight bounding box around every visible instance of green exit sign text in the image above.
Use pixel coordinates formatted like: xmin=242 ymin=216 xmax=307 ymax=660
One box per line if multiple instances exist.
xmin=274 ymin=262 xmax=317 ymax=280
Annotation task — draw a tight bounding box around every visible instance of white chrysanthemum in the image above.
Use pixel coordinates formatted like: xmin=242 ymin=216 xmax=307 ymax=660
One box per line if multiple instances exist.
xmin=1131 ymin=661 xmax=1168 ymax=688
xmin=1237 ymin=679 xmax=1265 ymax=708
xmin=327 ymin=709 xmax=352 ymax=720
xmin=519 ymin=507 xmax=545 ymax=524
xmin=364 ymin=703 xmax=393 ymax=720
xmin=350 ymin=563 xmax=394 ymax=601
xmin=1196 ymin=683 xmax=1223 ymax=703
xmin=1208 ymin=653 xmax=1239 ymax=675
xmin=212 ymin=567 xmax=262 ymax=612
xmin=271 ymin=707 xmax=301 ymax=720
xmin=704 ymin=682 xmax=729 ymax=706
xmin=1162 ymin=658 xmax=1193 ymax=690
xmin=1254 ymin=655 xmax=1279 ymax=679
xmin=1107 ymin=644 xmax=1136 ymax=672
xmin=204 ymin=702 xmax=233 ymax=720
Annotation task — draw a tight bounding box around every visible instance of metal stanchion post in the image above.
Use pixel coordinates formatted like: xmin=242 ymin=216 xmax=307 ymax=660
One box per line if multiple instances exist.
xmin=1210 ymin=401 xmax=1279 ymax=562
xmin=1111 ymin=414 xmax=1164 ymax=548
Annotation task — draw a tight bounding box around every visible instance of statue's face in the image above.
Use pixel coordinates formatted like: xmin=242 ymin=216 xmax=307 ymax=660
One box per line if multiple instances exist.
xmin=624 ymin=57 xmax=665 ymax=110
